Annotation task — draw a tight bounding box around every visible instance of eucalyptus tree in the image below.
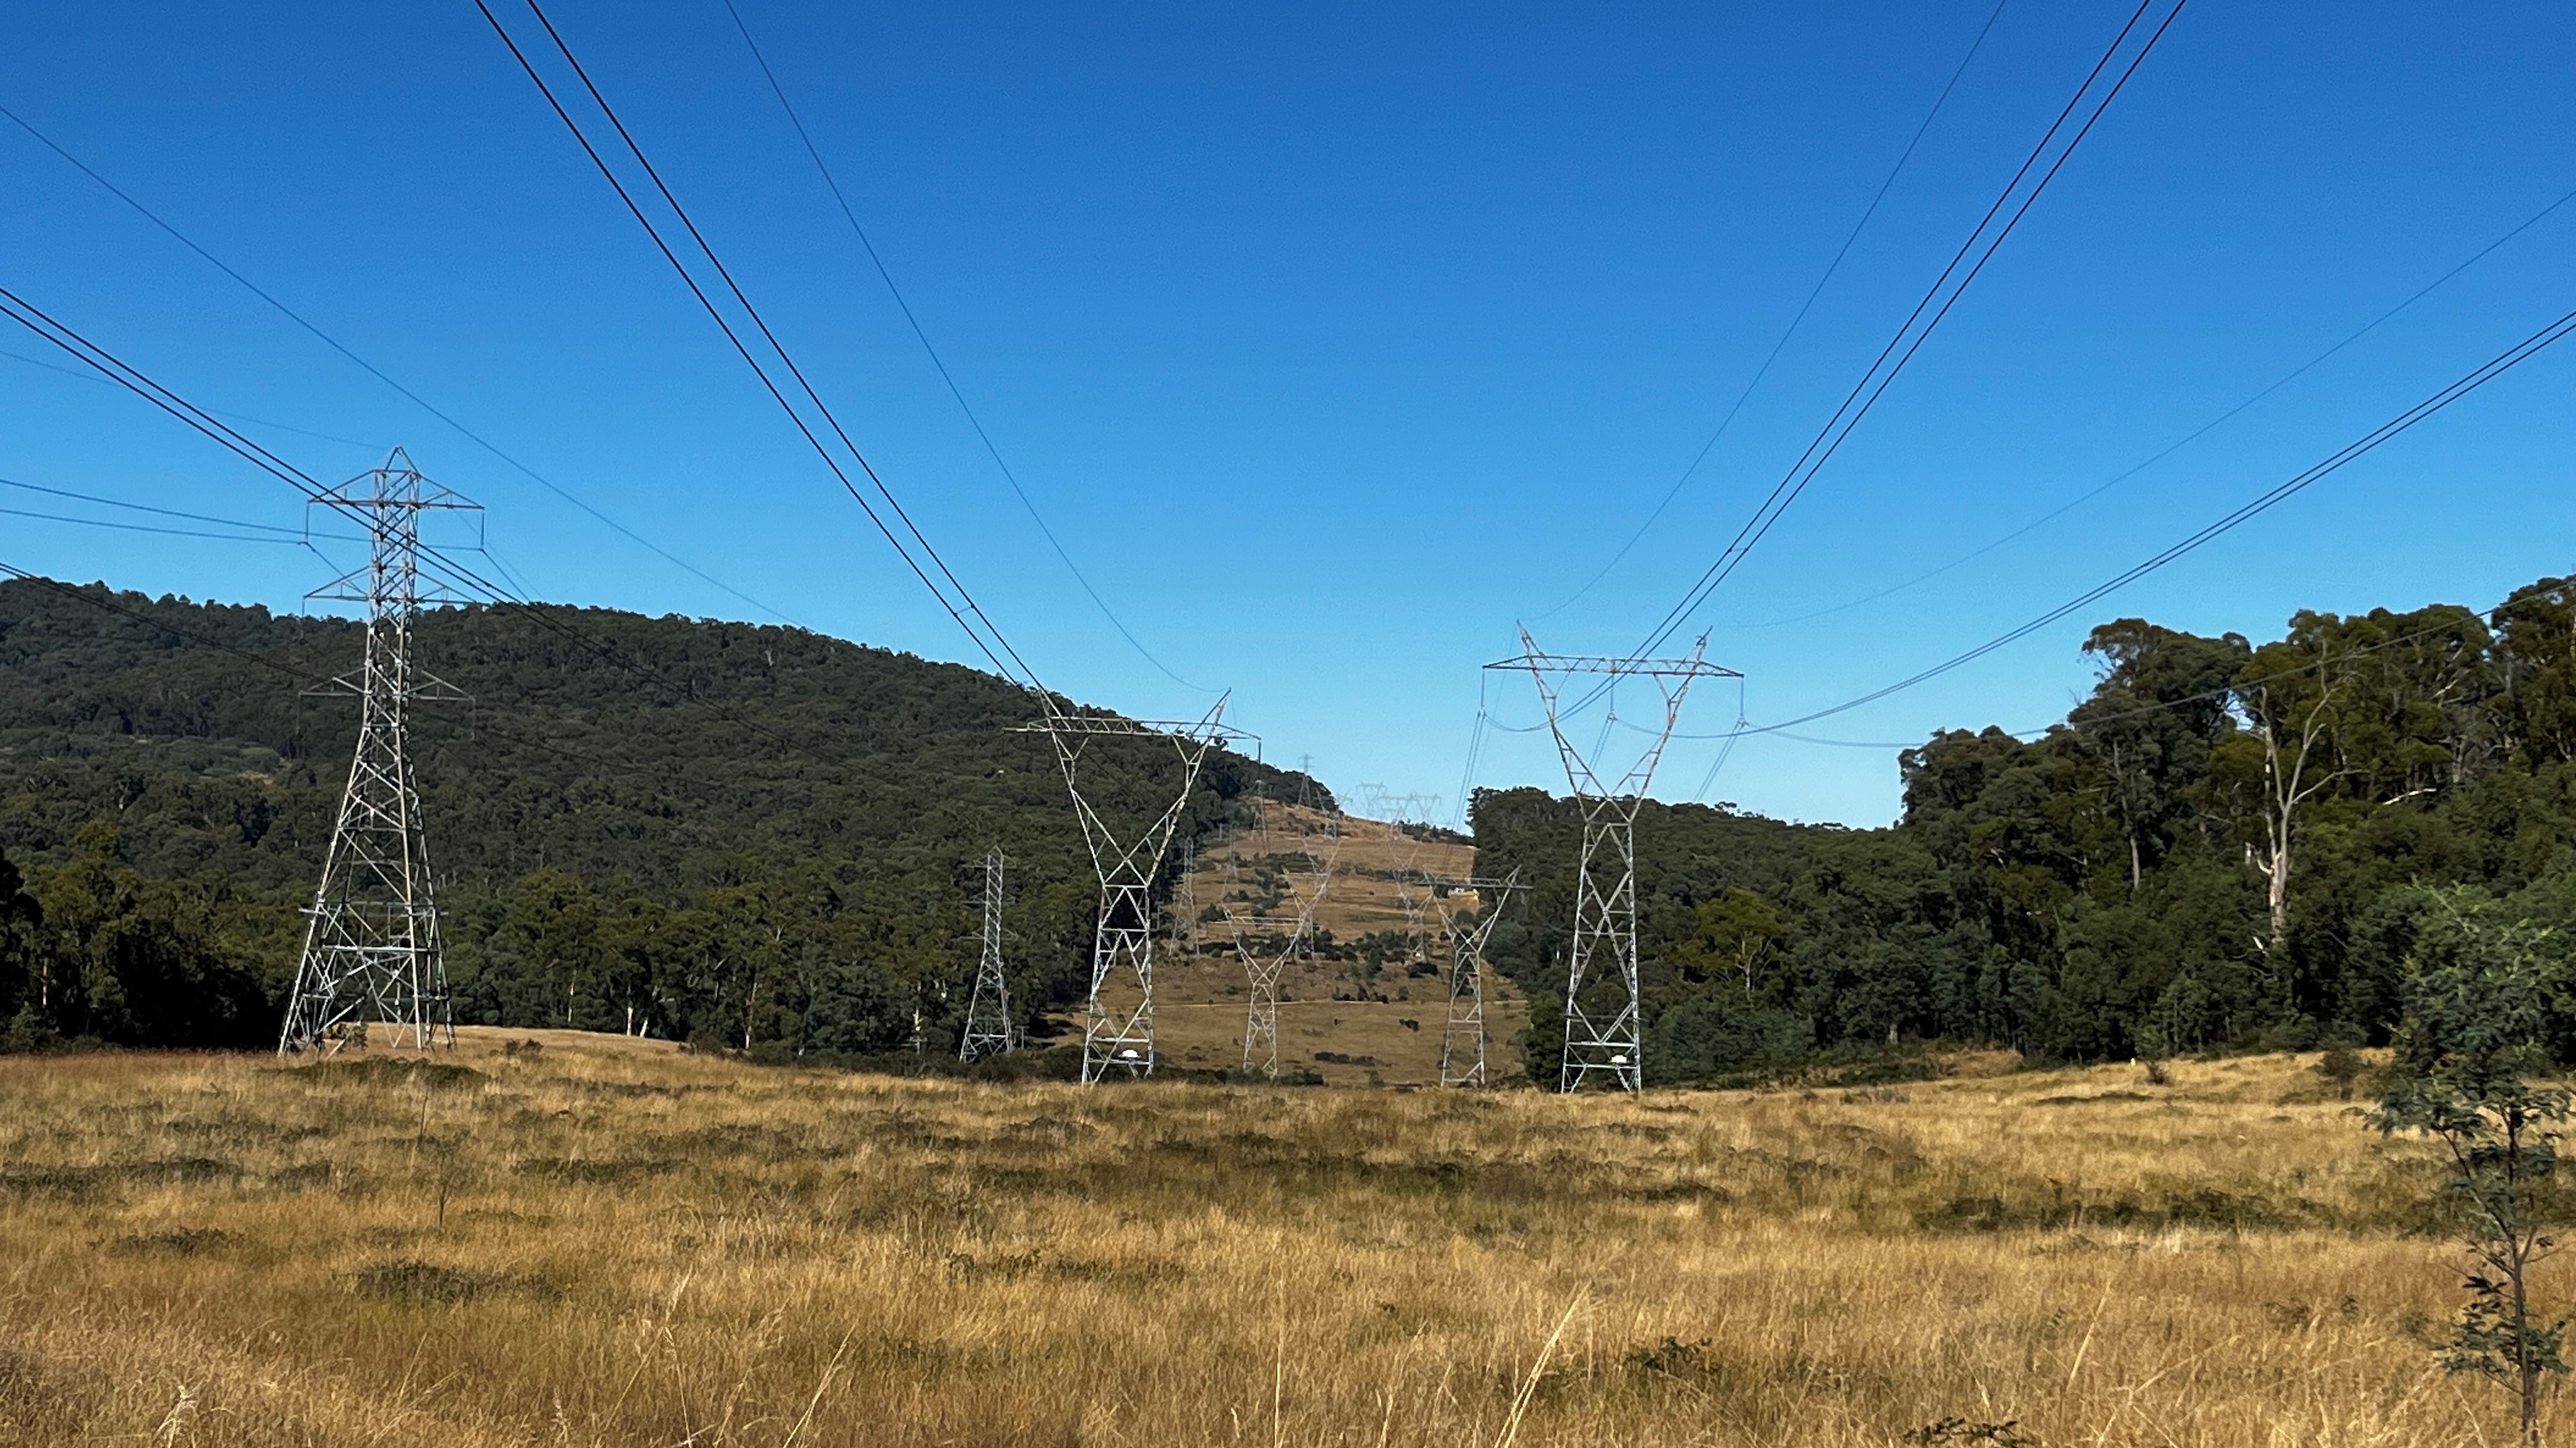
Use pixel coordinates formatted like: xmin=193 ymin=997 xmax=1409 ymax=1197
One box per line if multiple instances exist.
xmin=2372 ymin=891 xmax=2573 ymax=1447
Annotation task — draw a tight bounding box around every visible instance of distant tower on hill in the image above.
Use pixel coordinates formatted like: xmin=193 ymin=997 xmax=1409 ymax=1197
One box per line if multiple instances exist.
xmin=960 ymin=848 xmax=1015 ymax=1063
xmin=1439 ymin=871 xmax=1521 ymax=1088
xmin=1229 ymin=822 xmax=1337 ymax=1079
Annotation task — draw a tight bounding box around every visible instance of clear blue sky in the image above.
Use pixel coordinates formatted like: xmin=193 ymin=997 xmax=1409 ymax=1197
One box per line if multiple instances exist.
xmin=3 ymin=1 xmax=2570 ymax=826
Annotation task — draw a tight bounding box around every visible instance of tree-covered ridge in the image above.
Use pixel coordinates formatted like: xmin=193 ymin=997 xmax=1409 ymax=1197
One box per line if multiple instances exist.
xmin=0 ymin=578 xmax=1321 ymax=1052
xmin=1473 ymin=575 xmax=2576 ymax=1082
xmin=14 ymin=572 xmax=2576 ymax=1075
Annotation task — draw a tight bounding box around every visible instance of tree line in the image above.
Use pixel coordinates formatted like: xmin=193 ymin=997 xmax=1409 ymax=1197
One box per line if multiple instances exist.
xmin=1473 ymin=573 xmax=2576 ymax=1082
xmin=13 ymin=571 xmax=2576 ymax=1075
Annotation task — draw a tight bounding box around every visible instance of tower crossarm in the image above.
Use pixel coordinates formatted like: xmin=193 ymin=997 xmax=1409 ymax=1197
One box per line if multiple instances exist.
xmin=1479 ymin=641 xmax=1741 ymax=680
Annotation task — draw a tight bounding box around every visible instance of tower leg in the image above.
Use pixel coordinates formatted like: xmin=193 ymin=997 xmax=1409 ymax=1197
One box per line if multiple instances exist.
xmin=1082 ymin=885 xmax=1157 ymax=1081
xmin=1560 ymin=810 xmax=1641 ymax=1093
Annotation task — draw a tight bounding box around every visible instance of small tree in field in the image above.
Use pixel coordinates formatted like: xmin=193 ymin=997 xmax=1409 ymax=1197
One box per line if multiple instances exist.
xmin=2371 ymin=892 xmax=2571 ymax=1446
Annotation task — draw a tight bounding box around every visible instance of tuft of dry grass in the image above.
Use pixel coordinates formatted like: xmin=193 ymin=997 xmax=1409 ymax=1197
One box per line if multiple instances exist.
xmin=0 ymin=1031 xmax=2548 ymax=1446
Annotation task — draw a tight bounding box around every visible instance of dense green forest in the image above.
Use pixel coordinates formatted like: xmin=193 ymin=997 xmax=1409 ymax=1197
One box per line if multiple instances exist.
xmin=0 ymin=578 xmax=1319 ymax=1054
xmin=1476 ymin=573 xmax=2576 ymax=1082
xmin=12 ymin=571 xmax=2576 ymax=1080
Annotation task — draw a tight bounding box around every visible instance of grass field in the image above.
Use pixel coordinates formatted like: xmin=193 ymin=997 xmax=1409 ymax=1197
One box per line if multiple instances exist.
xmin=0 ymin=1030 xmax=2549 ymax=1447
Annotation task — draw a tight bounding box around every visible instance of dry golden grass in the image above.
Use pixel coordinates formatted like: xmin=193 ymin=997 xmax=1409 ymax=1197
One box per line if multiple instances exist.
xmin=0 ymin=1030 xmax=2550 ymax=1447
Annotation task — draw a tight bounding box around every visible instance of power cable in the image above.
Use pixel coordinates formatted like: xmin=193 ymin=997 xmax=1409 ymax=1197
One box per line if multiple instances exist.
xmin=1450 ymin=671 xmax=1492 ymax=830
xmin=1 ymin=345 xmax=386 ymax=450
xmin=0 ymin=561 xmax=334 ymax=682
xmin=0 ymin=504 xmax=305 ymax=545
xmin=1715 ymin=179 xmax=2576 ymax=632
xmin=1695 ymin=583 xmax=2549 ymax=754
xmin=0 ymin=100 xmax=802 ymax=628
xmin=1688 ymin=676 xmax=1751 ymax=800
xmin=1981 ymin=587 xmax=2531 ymax=745
xmin=0 ymin=559 xmax=788 ymax=800
xmin=480 ymin=0 xmax=1046 ymax=699
xmin=2 ymin=283 xmax=333 ymax=504
xmin=1730 ymin=300 xmax=2576 ymax=736
xmin=6 ymin=276 xmax=1198 ymax=851
xmin=0 ymin=280 xmax=830 ymax=760
xmin=718 ymin=0 xmax=1212 ymax=694
xmin=1536 ymin=0 xmax=2011 ymax=621
xmin=0 ymin=474 xmax=308 ymax=536
xmin=1618 ymin=0 xmax=2190 ymax=676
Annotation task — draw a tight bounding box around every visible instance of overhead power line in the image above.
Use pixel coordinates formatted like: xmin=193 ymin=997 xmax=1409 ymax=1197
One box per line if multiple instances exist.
xmin=0 ymin=281 xmax=836 ymax=764
xmin=1695 ymin=579 xmax=2562 ymax=756
xmin=0 ymin=503 xmax=305 ymax=545
xmin=1 ymin=344 xmax=386 ymax=449
xmin=1 ymin=283 xmax=334 ymax=504
xmin=719 ymin=0 xmax=1212 ymax=695
xmin=1621 ymin=0 xmax=2191 ymax=669
xmin=1468 ymin=0 xmax=2182 ymax=799
xmin=1536 ymin=0 xmax=2012 ymax=621
xmin=474 ymin=0 xmax=1047 ymax=697
xmin=0 ymin=563 xmax=338 ymax=682
xmin=1719 ymin=178 xmax=2576 ymax=633
xmin=0 ymin=474 xmax=321 ymax=538
xmin=2001 ymin=593 xmax=2522 ymax=744
xmin=1733 ymin=300 xmax=2576 ymax=737
xmin=0 ymin=100 xmax=800 ymax=628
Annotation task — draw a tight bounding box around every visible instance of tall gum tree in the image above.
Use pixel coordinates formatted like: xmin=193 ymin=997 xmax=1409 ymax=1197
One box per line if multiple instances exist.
xmin=2495 ymin=577 xmax=2576 ymax=766
xmin=2067 ymin=621 xmax=2247 ymax=893
xmin=2210 ymin=642 xmax=2348 ymax=963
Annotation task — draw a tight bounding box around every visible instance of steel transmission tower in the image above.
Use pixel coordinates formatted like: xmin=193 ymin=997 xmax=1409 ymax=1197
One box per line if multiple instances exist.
xmin=960 ymin=848 xmax=1015 ymax=1062
xmin=1227 ymin=823 xmax=1338 ymax=1078
xmin=1434 ymin=870 xmax=1521 ymax=1087
xmin=1022 ymin=699 xmax=1238 ymax=1083
xmin=1487 ymin=629 xmax=1735 ymax=1093
xmin=1377 ymin=790 xmax=1440 ymax=977
xmin=279 ymin=451 xmax=476 ymax=1055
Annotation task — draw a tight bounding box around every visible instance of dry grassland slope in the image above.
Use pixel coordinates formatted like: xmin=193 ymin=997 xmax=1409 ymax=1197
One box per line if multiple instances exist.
xmin=1152 ymin=804 xmax=1526 ymax=1084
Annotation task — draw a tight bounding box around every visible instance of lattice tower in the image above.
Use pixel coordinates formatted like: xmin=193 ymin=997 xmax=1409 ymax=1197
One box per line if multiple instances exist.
xmin=1486 ymin=629 xmax=1735 ymax=1093
xmin=1227 ymin=822 xmax=1338 ymax=1078
xmin=1355 ymin=785 xmax=1441 ymax=988
xmin=959 ymin=847 xmax=1015 ymax=1061
xmin=279 ymin=451 xmax=476 ymax=1055
xmin=1380 ymin=790 xmax=1440 ymax=977
xmin=1433 ymin=870 xmax=1522 ymax=1087
xmin=1021 ymin=700 xmax=1235 ymax=1082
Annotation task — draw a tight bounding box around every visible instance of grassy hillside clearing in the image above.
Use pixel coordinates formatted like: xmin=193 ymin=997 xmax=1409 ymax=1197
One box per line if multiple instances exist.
xmin=1154 ymin=802 xmax=1529 ymax=1085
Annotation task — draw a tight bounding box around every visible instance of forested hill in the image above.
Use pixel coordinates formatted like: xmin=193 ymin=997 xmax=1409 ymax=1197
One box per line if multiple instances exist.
xmin=1474 ymin=573 xmax=2576 ymax=1082
xmin=0 ymin=576 xmax=1320 ymax=1051
xmin=16 ymin=571 xmax=2576 ymax=1077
